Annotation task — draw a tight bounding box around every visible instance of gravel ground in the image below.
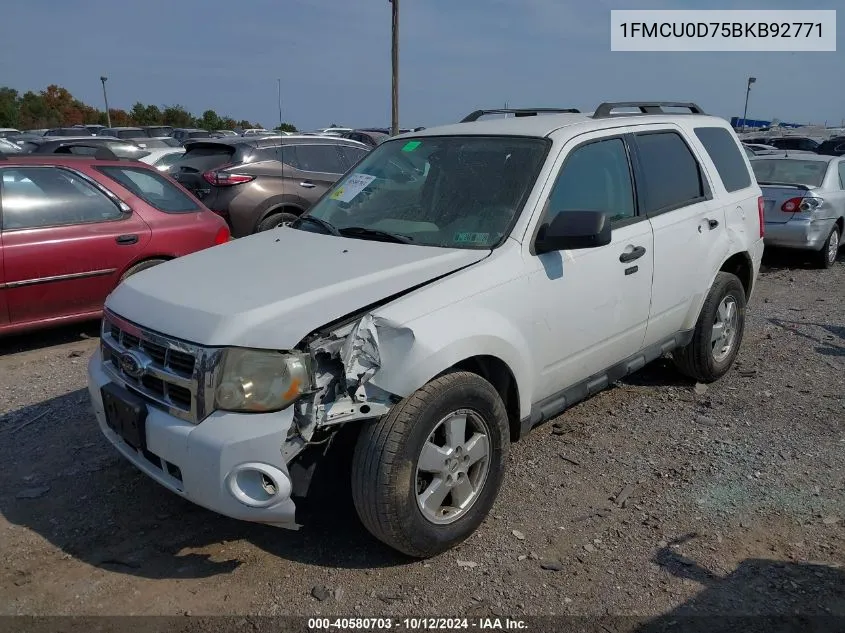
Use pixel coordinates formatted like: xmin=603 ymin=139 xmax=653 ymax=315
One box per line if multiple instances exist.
xmin=0 ymin=248 xmax=843 ymax=626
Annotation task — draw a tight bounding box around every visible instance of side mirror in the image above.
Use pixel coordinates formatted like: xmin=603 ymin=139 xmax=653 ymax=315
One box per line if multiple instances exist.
xmin=535 ymin=210 xmax=612 ymax=254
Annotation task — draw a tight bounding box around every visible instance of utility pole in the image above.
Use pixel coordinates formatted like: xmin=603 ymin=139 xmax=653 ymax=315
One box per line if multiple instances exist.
xmin=100 ymin=76 xmax=111 ymax=128
xmin=741 ymin=76 xmax=756 ymax=133
xmin=390 ymin=0 xmax=399 ymax=136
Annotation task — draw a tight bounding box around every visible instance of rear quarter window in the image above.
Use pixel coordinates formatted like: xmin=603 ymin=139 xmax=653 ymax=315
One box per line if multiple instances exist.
xmin=634 ymin=131 xmax=707 ymax=214
xmin=97 ymin=166 xmax=200 ymax=213
xmin=694 ymin=127 xmax=753 ymax=193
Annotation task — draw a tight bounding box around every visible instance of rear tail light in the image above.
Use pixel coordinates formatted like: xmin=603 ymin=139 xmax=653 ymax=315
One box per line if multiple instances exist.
xmin=781 ymin=197 xmax=803 ymax=212
xmin=781 ymin=196 xmax=824 ymax=213
xmin=214 ymin=226 xmax=231 ymax=245
xmin=202 ymin=168 xmax=255 ymax=187
xmin=757 ymin=196 xmax=765 ymax=238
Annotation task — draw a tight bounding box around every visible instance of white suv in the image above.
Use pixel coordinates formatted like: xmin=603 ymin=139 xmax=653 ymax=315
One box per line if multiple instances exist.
xmin=88 ymin=102 xmax=765 ymax=557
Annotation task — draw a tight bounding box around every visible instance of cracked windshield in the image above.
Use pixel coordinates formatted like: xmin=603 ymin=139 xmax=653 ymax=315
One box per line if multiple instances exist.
xmin=295 ymin=136 xmax=548 ymax=249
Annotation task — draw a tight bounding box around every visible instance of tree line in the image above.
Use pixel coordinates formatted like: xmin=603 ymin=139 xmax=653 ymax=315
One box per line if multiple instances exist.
xmin=0 ymin=85 xmax=297 ymax=132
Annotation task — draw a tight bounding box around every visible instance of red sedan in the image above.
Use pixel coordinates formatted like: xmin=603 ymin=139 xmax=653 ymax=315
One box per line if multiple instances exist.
xmin=0 ymin=152 xmax=230 ymax=336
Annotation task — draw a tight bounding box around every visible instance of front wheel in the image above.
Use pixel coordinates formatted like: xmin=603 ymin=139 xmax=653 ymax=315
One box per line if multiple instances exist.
xmin=351 ymin=372 xmax=509 ymax=558
xmin=815 ymin=225 xmax=840 ymax=269
xmin=673 ymin=271 xmax=747 ymax=383
xmin=257 ymin=211 xmax=298 ymax=233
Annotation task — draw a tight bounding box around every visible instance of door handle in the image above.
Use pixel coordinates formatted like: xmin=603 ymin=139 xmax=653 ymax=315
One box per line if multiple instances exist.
xmin=619 ymin=245 xmax=646 ymax=263
xmin=299 ymin=181 xmax=316 ymax=189
xmin=116 ymin=234 xmax=139 ymax=245
xmin=708 ymin=219 xmax=719 ymax=230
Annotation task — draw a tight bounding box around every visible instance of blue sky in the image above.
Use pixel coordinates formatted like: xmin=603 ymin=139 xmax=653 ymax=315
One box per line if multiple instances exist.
xmin=1 ymin=0 xmax=842 ymax=130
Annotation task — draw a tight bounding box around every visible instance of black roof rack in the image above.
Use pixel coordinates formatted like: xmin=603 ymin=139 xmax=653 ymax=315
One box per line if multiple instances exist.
xmin=461 ymin=108 xmax=581 ymax=123
xmin=592 ymin=102 xmax=706 ymax=119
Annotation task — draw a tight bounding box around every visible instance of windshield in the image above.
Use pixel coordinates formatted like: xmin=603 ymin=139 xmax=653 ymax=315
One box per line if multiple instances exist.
xmin=752 ymin=159 xmax=828 ymax=187
xmin=298 ymin=135 xmax=548 ymax=249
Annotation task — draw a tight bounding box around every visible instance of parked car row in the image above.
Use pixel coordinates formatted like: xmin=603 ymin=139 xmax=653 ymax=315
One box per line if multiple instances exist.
xmin=742 ymin=135 xmax=845 ymax=157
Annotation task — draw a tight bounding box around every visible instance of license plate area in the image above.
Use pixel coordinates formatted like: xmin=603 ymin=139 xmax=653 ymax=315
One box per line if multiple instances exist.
xmin=101 ymin=383 xmax=148 ymax=451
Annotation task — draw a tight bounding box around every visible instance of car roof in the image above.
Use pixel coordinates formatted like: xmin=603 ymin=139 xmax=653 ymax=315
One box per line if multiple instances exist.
xmin=183 ymin=135 xmax=368 ymax=149
xmin=404 ymin=112 xmax=730 ymax=140
xmin=34 ymin=135 xmax=123 ymax=143
xmin=0 ymin=153 xmax=148 ymax=167
xmin=104 ymin=126 xmax=143 ymax=130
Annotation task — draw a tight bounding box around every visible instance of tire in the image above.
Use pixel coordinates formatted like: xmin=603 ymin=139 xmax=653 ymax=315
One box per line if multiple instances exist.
xmin=673 ymin=271 xmax=747 ymax=383
xmin=120 ymin=259 xmax=167 ymax=282
xmin=815 ymin=225 xmax=840 ymax=269
xmin=351 ymin=371 xmax=509 ymax=558
xmin=257 ymin=211 xmax=298 ymax=233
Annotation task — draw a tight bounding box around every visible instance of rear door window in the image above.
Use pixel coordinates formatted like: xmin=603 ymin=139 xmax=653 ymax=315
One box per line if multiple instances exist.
xmin=694 ymin=127 xmax=752 ymax=192
xmin=338 ymin=144 xmax=369 ymax=168
xmin=97 ymin=166 xmax=200 ymax=213
xmin=0 ymin=166 xmax=124 ymax=229
xmin=634 ymin=131 xmax=707 ymax=214
xmin=294 ymin=144 xmax=346 ymax=174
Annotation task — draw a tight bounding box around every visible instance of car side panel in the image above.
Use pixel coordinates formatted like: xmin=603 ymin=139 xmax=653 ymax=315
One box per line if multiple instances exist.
xmin=369 ymin=248 xmax=536 ymax=420
xmin=2 ymin=217 xmax=152 ymax=326
xmin=0 ymin=233 xmax=8 ymax=327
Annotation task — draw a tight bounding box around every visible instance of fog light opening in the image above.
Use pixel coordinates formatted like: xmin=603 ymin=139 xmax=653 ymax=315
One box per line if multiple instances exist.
xmin=226 ymin=463 xmax=292 ymax=508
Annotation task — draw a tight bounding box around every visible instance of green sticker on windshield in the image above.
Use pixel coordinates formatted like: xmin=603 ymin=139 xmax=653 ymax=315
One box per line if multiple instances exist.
xmin=454 ymin=232 xmax=490 ymax=245
xmin=402 ymin=140 xmax=421 ymax=152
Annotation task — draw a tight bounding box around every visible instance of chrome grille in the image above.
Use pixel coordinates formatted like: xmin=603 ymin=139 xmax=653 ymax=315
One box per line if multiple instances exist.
xmin=101 ymin=310 xmax=220 ymax=424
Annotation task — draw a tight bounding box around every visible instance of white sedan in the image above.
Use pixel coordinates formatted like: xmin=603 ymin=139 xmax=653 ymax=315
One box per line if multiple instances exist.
xmin=138 ymin=147 xmax=186 ymax=171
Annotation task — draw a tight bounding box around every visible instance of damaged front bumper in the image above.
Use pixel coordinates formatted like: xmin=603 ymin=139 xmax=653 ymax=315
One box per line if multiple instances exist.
xmin=88 ymin=348 xmax=300 ymax=528
xmin=87 ymin=312 xmax=412 ymax=528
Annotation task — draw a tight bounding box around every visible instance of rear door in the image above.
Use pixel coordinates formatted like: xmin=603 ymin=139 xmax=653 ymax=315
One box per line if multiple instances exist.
xmin=0 ymin=165 xmax=151 ymax=325
xmin=284 ymin=143 xmax=347 ymax=204
xmin=0 ymin=229 xmax=8 ymax=328
xmin=631 ymin=127 xmax=730 ymax=347
xmin=170 ymin=142 xmax=237 ymax=200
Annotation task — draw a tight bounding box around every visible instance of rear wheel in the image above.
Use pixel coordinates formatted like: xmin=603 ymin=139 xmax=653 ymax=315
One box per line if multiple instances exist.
xmin=120 ymin=259 xmax=167 ymax=282
xmin=815 ymin=226 xmax=840 ymax=269
xmin=673 ymin=272 xmax=746 ymax=383
xmin=257 ymin=211 xmax=298 ymax=233
xmin=351 ymin=372 xmax=509 ymax=558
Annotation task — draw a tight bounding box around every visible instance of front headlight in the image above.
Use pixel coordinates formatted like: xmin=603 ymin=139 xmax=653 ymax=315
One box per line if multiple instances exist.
xmin=214 ymin=348 xmax=311 ymax=413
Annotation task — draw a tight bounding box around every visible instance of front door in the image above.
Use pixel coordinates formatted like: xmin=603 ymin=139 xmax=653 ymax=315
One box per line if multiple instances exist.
xmin=0 ymin=165 xmax=151 ymax=326
xmin=528 ymin=132 xmax=654 ymax=401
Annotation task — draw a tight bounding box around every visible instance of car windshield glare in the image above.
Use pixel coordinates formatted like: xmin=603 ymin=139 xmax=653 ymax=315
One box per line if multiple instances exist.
xmin=752 ymin=159 xmax=828 ymax=187
xmin=302 ymin=136 xmax=548 ymax=249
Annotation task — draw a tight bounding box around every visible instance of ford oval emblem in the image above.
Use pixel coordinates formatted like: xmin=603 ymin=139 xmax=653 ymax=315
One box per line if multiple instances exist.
xmin=119 ymin=350 xmax=149 ymax=379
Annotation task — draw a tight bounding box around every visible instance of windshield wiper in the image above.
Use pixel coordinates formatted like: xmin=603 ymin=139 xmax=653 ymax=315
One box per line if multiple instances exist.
xmin=338 ymin=226 xmax=414 ymax=244
xmin=290 ymin=215 xmax=340 ymax=235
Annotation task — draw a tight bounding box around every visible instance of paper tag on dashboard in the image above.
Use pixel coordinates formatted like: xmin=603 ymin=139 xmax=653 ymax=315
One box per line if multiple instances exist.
xmin=330 ymin=173 xmax=377 ymax=202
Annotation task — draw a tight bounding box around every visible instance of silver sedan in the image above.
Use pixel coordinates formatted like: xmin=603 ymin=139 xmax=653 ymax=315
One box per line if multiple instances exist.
xmin=751 ymin=154 xmax=845 ymax=268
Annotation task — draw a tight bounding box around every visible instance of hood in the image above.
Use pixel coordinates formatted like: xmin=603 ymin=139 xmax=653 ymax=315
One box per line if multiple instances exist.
xmin=106 ymin=228 xmax=488 ymax=349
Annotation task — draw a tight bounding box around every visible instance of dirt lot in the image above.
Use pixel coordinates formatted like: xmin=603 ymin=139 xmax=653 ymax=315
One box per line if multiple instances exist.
xmin=1 ymin=249 xmax=843 ymax=625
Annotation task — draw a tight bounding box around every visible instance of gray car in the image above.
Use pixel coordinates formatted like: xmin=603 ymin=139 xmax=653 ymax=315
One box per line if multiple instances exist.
xmin=752 ymin=154 xmax=845 ymax=268
xmin=170 ymin=135 xmax=369 ymax=237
